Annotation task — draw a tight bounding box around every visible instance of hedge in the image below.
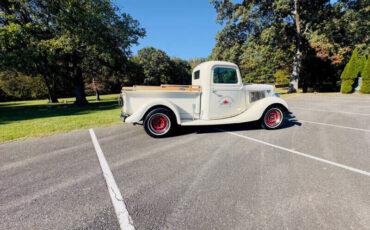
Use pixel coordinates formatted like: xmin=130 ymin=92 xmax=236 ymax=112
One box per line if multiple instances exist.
xmin=341 ymin=80 xmax=354 ymax=94
xmin=360 ymin=80 xmax=370 ymax=93
xmin=360 ymin=57 xmax=369 ymax=93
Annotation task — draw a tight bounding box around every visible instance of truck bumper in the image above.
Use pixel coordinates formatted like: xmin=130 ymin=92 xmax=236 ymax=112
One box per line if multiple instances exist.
xmin=120 ymin=111 xmax=129 ymax=122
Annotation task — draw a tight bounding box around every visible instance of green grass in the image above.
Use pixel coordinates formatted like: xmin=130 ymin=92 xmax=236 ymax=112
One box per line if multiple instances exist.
xmin=0 ymin=94 xmax=122 ymax=143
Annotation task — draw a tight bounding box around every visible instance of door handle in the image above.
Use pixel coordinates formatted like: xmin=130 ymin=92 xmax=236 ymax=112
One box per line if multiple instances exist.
xmin=212 ymin=90 xmax=223 ymax=96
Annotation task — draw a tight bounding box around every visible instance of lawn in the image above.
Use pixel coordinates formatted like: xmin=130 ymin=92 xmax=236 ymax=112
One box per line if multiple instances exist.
xmin=0 ymin=94 xmax=122 ymax=143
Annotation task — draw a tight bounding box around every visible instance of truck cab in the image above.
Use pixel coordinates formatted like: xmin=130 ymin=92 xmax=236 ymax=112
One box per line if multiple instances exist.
xmin=193 ymin=62 xmax=245 ymax=120
xmin=121 ymin=61 xmax=289 ymax=137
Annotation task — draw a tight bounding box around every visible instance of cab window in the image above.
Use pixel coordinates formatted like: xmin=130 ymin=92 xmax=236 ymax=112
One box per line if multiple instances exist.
xmin=213 ymin=67 xmax=238 ymax=84
xmin=194 ymin=70 xmax=200 ymax=80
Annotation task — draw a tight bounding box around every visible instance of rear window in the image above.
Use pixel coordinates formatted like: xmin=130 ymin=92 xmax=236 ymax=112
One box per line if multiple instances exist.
xmin=213 ymin=67 xmax=238 ymax=84
xmin=194 ymin=70 xmax=200 ymax=80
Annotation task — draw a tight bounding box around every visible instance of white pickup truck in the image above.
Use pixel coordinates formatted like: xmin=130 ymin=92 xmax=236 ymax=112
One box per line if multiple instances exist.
xmin=121 ymin=61 xmax=289 ymax=137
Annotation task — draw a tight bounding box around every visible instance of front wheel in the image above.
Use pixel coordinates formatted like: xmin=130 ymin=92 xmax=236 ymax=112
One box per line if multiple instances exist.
xmin=261 ymin=107 xmax=284 ymax=129
xmin=143 ymin=108 xmax=175 ymax=138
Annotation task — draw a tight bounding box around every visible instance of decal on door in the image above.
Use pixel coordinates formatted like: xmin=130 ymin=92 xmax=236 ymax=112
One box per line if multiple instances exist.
xmin=219 ymin=96 xmax=233 ymax=106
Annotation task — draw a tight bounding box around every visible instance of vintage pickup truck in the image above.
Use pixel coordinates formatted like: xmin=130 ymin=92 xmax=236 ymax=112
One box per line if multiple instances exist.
xmin=120 ymin=61 xmax=289 ymax=137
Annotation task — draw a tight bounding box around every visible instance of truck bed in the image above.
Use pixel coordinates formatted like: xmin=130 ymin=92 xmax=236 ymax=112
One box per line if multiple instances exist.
xmin=122 ymin=84 xmax=201 ymax=92
xmin=122 ymin=84 xmax=201 ymax=120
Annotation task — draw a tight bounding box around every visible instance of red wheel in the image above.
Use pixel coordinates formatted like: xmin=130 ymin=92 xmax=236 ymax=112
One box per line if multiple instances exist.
xmin=149 ymin=114 xmax=170 ymax=134
xmin=262 ymin=107 xmax=284 ymax=129
xmin=144 ymin=108 xmax=175 ymax=137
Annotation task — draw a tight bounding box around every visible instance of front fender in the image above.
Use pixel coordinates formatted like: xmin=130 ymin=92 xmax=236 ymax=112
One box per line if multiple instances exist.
xmin=125 ymin=99 xmax=181 ymax=124
xmin=245 ymin=96 xmax=289 ymax=121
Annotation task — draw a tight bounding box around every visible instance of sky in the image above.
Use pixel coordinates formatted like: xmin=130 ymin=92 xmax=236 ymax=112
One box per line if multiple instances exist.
xmin=114 ymin=0 xmax=224 ymax=60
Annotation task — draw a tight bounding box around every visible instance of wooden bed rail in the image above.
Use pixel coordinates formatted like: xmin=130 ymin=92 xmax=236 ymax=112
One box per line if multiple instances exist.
xmin=122 ymin=84 xmax=201 ymax=92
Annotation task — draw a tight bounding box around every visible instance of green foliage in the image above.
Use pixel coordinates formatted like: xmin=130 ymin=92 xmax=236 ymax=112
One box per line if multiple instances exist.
xmin=170 ymin=58 xmax=192 ymax=85
xmin=340 ymin=48 xmax=359 ymax=80
xmin=341 ymin=80 xmax=354 ymax=94
xmin=360 ymin=57 xmax=370 ymax=93
xmin=359 ymin=80 xmax=370 ymax=93
xmin=211 ymin=0 xmax=369 ymax=91
xmin=275 ymin=69 xmax=290 ymax=86
xmin=339 ymin=49 xmax=369 ymax=94
xmin=131 ymin=47 xmax=191 ymax=85
xmin=0 ymin=71 xmax=47 ymax=100
xmin=0 ymin=0 xmax=145 ymax=104
xmin=361 ymin=57 xmax=370 ymax=80
xmin=358 ymin=55 xmax=367 ymax=75
xmin=210 ymin=0 xmax=329 ymax=86
xmin=131 ymin=47 xmax=172 ymax=85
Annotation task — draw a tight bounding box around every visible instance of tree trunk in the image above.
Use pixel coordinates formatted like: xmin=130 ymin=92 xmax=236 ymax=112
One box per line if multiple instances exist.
xmin=72 ymin=55 xmax=88 ymax=105
xmin=50 ymin=92 xmax=59 ymax=103
xmin=289 ymin=49 xmax=302 ymax=93
xmin=73 ymin=70 xmax=88 ymax=105
xmin=42 ymin=74 xmax=58 ymax=103
xmin=288 ymin=0 xmax=302 ymax=93
xmin=50 ymin=73 xmax=59 ymax=103
xmin=92 ymin=78 xmax=100 ymax=101
xmin=37 ymin=60 xmax=58 ymax=103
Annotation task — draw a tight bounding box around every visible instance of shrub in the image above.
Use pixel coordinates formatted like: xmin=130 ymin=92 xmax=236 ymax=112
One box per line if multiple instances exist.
xmin=360 ymin=80 xmax=370 ymax=93
xmin=361 ymin=56 xmax=369 ymax=80
xmin=358 ymin=55 xmax=366 ymax=74
xmin=340 ymin=48 xmax=358 ymax=80
xmin=341 ymin=80 xmax=354 ymax=93
xmin=360 ymin=57 xmax=369 ymax=93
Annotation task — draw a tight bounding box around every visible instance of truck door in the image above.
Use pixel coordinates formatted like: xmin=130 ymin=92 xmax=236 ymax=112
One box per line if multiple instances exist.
xmin=208 ymin=66 xmax=246 ymax=119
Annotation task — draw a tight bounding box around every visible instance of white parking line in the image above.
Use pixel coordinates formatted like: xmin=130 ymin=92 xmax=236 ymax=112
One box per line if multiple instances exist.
xmin=216 ymin=128 xmax=370 ymax=177
xmin=291 ymin=107 xmax=370 ymax=116
xmin=297 ymin=119 xmax=370 ymax=132
xmin=89 ymin=129 xmax=135 ymax=230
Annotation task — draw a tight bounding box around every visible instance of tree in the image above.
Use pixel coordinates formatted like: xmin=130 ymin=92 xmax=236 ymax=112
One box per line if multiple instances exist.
xmin=210 ymin=0 xmax=363 ymax=93
xmin=275 ymin=69 xmax=290 ymax=86
xmin=211 ymin=0 xmax=330 ymax=92
xmin=0 ymin=0 xmax=145 ymax=105
xmin=0 ymin=71 xmax=48 ymax=99
xmin=0 ymin=0 xmax=61 ymax=102
xmin=340 ymin=48 xmax=359 ymax=93
xmin=341 ymin=48 xmax=359 ymax=80
xmin=131 ymin=47 xmax=172 ymax=85
xmin=170 ymin=57 xmax=192 ymax=85
xmin=358 ymin=55 xmax=367 ymax=75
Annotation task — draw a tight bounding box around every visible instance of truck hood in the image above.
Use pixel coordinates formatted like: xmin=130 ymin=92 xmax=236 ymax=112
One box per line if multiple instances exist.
xmin=243 ymin=83 xmax=274 ymax=96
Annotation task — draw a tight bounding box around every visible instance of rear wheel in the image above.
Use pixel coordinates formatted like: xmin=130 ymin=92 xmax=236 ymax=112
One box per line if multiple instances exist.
xmin=144 ymin=108 xmax=175 ymax=138
xmin=261 ymin=107 xmax=284 ymax=129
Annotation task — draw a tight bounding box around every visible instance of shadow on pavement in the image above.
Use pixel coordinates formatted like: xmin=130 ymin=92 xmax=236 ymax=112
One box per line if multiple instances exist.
xmin=170 ymin=113 xmax=302 ymax=137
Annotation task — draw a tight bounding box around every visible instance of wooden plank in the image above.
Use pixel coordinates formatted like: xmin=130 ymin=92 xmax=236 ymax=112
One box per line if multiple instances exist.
xmin=122 ymin=85 xmax=201 ymax=92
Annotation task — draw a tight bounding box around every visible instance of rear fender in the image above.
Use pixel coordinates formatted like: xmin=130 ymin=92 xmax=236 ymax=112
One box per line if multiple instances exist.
xmin=125 ymin=99 xmax=181 ymax=124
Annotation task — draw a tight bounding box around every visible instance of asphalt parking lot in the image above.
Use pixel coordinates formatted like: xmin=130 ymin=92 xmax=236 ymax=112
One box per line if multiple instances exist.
xmin=1 ymin=95 xmax=369 ymax=230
